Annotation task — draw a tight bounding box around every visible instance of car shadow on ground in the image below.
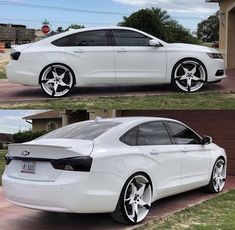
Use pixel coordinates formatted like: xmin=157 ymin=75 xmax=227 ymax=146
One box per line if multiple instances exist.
xmin=8 ymin=82 xmax=225 ymax=101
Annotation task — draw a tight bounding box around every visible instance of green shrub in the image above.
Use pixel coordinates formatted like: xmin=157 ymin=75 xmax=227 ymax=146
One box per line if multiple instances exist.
xmin=13 ymin=130 xmax=47 ymax=143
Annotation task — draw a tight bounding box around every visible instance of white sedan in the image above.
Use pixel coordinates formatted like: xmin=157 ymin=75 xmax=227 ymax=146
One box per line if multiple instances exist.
xmin=6 ymin=27 xmax=226 ymax=97
xmin=2 ymin=117 xmax=226 ymax=224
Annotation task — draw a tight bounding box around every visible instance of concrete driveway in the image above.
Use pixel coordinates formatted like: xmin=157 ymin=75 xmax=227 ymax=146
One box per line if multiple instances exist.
xmin=0 ymin=176 xmax=234 ymax=230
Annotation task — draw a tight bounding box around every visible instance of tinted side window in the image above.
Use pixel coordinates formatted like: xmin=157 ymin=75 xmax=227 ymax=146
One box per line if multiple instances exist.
xmin=52 ymin=30 xmax=108 ymax=47
xmin=121 ymin=127 xmax=138 ymax=146
xmin=166 ymin=122 xmax=201 ymax=145
xmin=112 ymin=29 xmax=150 ymax=46
xmin=138 ymin=122 xmax=172 ymax=145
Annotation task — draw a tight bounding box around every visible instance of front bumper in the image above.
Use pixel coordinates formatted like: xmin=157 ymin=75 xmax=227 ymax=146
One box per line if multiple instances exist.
xmin=206 ymin=58 xmax=227 ymax=82
xmin=2 ymin=170 xmax=124 ymax=213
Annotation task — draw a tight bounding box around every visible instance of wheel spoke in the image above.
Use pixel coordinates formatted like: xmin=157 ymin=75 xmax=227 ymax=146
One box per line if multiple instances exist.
xmin=132 ymin=203 xmax=138 ymax=223
xmin=138 ymin=199 xmax=150 ymax=210
xmin=187 ymin=78 xmax=192 ymax=92
xmin=137 ymin=183 xmax=146 ymax=196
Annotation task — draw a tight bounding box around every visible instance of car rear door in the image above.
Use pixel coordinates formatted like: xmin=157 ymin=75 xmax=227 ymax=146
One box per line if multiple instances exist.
xmin=64 ymin=29 xmax=115 ymax=84
xmin=136 ymin=121 xmax=182 ymax=197
xmin=111 ymin=29 xmax=167 ymax=83
xmin=165 ymin=121 xmax=210 ymax=188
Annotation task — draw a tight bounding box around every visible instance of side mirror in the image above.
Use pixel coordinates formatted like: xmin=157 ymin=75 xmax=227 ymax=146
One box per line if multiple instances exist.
xmin=149 ymin=39 xmax=161 ymax=47
xmin=201 ymin=135 xmax=213 ymax=145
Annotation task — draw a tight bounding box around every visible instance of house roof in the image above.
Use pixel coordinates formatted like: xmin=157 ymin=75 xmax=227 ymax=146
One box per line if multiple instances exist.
xmin=23 ymin=110 xmax=62 ymax=120
xmin=0 ymin=133 xmax=13 ymax=143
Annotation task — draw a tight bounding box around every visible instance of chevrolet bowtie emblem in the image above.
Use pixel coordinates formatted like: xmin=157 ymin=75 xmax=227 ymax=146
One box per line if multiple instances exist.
xmin=21 ymin=151 xmax=30 ymax=156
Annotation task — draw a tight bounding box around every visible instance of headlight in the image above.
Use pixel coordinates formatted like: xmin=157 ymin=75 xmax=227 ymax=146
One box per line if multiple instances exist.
xmin=207 ymin=53 xmax=223 ymax=59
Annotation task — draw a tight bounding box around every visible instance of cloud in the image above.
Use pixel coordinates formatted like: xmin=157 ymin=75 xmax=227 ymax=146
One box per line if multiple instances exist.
xmin=113 ymin=0 xmax=219 ymax=14
xmin=0 ymin=110 xmax=47 ymax=134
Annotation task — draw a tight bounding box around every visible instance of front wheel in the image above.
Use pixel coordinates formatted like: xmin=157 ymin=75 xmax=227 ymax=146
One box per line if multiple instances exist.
xmin=40 ymin=64 xmax=75 ymax=97
xmin=111 ymin=173 xmax=152 ymax=224
xmin=205 ymin=158 xmax=226 ymax=193
xmin=172 ymin=59 xmax=207 ymax=92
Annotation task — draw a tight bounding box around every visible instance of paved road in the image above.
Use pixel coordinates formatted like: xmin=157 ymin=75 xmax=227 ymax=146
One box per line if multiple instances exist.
xmin=0 ymin=176 xmax=234 ymax=230
xmin=0 ymin=70 xmax=234 ymax=103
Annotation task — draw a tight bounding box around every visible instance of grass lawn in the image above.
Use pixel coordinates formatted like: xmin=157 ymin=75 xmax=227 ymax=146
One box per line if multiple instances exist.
xmin=0 ymin=62 xmax=7 ymax=79
xmin=0 ymin=150 xmax=6 ymax=186
xmin=0 ymin=92 xmax=234 ymax=109
xmin=137 ymin=190 xmax=235 ymax=230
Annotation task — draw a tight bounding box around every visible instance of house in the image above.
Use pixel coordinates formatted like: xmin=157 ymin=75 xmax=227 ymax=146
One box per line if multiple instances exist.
xmin=23 ymin=110 xmax=89 ymax=132
xmin=0 ymin=133 xmax=13 ymax=149
xmin=206 ymin=0 xmax=235 ymax=69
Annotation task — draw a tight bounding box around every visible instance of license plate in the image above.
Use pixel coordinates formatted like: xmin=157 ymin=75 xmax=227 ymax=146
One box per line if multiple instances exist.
xmin=21 ymin=161 xmax=36 ymax=174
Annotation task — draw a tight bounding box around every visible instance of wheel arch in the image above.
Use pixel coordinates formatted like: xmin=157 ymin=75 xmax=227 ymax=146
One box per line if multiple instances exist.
xmin=38 ymin=62 xmax=76 ymax=85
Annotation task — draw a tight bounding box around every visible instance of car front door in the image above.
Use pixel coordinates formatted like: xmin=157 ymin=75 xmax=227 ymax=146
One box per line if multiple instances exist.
xmin=111 ymin=29 xmax=167 ymax=83
xmin=166 ymin=121 xmax=210 ymax=188
xmin=137 ymin=121 xmax=182 ymax=197
xmin=63 ymin=30 xmax=115 ymax=85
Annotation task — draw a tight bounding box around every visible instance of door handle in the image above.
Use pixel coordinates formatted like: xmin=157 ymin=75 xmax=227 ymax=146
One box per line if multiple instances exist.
xmin=74 ymin=50 xmax=84 ymax=53
xmin=116 ymin=49 xmax=127 ymax=52
xmin=149 ymin=150 xmax=160 ymax=155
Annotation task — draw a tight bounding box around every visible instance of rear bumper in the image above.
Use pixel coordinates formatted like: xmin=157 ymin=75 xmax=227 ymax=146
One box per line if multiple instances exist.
xmin=6 ymin=60 xmax=40 ymax=86
xmin=2 ymin=170 xmax=124 ymax=213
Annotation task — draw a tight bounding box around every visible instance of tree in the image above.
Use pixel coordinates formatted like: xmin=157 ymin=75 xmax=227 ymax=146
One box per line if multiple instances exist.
xmin=197 ymin=12 xmax=219 ymax=42
xmin=67 ymin=24 xmax=85 ymax=30
xmin=56 ymin=26 xmax=64 ymax=33
xmin=119 ymin=8 xmax=199 ymax=44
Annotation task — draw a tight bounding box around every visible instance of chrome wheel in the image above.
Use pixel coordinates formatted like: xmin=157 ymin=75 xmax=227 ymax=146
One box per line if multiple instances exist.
xmin=124 ymin=175 xmax=151 ymax=223
xmin=212 ymin=159 xmax=226 ymax=192
xmin=173 ymin=59 xmax=206 ymax=92
xmin=40 ymin=64 xmax=74 ymax=97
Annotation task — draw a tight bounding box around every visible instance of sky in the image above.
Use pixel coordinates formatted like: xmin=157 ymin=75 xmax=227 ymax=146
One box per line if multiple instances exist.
xmin=0 ymin=0 xmax=219 ymax=32
xmin=0 ymin=110 xmax=46 ymax=134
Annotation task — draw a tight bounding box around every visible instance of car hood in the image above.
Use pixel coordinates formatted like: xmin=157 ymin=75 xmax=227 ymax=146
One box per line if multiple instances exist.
xmin=166 ymin=43 xmax=218 ymax=53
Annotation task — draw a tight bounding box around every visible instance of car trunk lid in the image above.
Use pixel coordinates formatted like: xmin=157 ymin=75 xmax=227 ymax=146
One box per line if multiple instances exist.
xmin=6 ymin=139 xmax=94 ymax=182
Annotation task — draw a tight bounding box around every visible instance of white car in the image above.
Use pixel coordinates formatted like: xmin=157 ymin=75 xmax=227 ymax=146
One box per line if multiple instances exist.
xmin=2 ymin=117 xmax=226 ymax=224
xmin=7 ymin=27 xmax=226 ymax=97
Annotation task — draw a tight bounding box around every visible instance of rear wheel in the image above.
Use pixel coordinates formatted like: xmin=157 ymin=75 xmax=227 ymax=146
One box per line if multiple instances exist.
xmin=111 ymin=173 xmax=152 ymax=224
xmin=205 ymin=158 xmax=226 ymax=193
xmin=40 ymin=64 xmax=75 ymax=97
xmin=172 ymin=59 xmax=207 ymax=92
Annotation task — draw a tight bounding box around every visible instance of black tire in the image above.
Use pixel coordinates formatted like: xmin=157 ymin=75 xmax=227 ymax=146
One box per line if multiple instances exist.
xmin=111 ymin=173 xmax=152 ymax=224
xmin=39 ymin=63 xmax=75 ymax=98
xmin=205 ymin=158 xmax=226 ymax=193
xmin=172 ymin=58 xmax=207 ymax=93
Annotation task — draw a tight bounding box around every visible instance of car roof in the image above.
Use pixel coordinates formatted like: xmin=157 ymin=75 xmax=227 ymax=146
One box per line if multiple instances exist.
xmin=93 ymin=116 xmax=179 ymax=124
xmin=35 ymin=26 xmax=167 ymax=46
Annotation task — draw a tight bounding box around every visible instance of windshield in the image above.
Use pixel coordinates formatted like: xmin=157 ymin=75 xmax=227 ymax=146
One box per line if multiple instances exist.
xmin=39 ymin=121 xmax=121 ymax=140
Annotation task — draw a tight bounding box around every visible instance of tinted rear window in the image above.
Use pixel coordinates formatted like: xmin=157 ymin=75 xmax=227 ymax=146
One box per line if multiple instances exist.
xmin=52 ymin=30 xmax=108 ymax=47
xmin=40 ymin=121 xmax=121 ymax=140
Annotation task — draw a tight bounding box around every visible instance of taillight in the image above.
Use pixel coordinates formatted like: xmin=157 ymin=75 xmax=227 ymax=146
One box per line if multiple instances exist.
xmin=10 ymin=52 xmax=21 ymax=60
xmin=51 ymin=156 xmax=93 ymax=172
xmin=5 ymin=155 xmax=12 ymax=165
